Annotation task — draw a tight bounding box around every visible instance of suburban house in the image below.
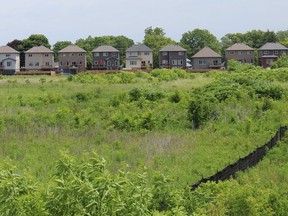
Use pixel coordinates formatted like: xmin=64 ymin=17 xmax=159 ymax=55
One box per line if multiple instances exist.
xmin=191 ymin=47 xmax=222 ymax=69
xmin=258 ymin=42 xmax=288 ymax=68
xmin=0 ymin=45 xmax=20 ymax=75
xmin=25 ymin=45 xmax=54 ymax=71
xmin=125 ymin=45 xmax=153 ymax=69
xmin=159 ymin=45 xmax=187 ymax=68
xmin=58 ymin=45 xmax=87 ymax=73
xmin=225 ymin=43 xmax=254 ymax=64
xmin=92 ymin=45 xmax=119 ymax=70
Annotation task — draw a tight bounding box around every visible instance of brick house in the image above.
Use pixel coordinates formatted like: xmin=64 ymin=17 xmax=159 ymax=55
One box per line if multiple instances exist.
xmin=58 ymin=45 xmax=87 ymax=73
xmin=258 ymin=42 xmax=288 ymax=68
xmin=159 ymin=45 xmax=187 ymax=68
xmin=225 ymin=43 xmax=254 ymax=64
xmin=92 ymin=45 xmax=119 ymax=70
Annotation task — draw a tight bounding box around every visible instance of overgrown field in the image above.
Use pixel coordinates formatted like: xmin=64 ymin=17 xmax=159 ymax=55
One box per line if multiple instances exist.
xmin=0 ymin=67 xmax=288 ymax=215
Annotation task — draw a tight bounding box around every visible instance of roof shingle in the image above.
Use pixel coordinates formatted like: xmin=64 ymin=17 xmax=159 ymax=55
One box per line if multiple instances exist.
xmin=92 ymin=45 xmax=119 ymax=52
xmin=159 ymin=45 xmax=186 ymax=52
xmin=259 ymin=42 xmax=288 ymax=50
xmin=192 ymin=47 xmax=221 ymax=58
xmin=126 ymin=45 xmax=152 ymax=52
xmin=59 ymin=45 xmax=86 ymax=53
xmin=226 ymin=43 xmax=254 ymax=51
xmin=25 ymin=45 xmax=53 ymax=53
xmin=0 ymin=45 xmax=20 ymax=54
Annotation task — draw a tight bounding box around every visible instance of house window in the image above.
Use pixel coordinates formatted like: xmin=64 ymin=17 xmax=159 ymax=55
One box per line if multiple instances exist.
xmin=6 ymin=54 xmax=10 ymax=57
xmin=130 ymin=61 xmax=137 ymax=66
xmin=199 ymin=60 xmax=206 ymax=65
xmin=144 ymin=52 xmax=150 ymax=55
xmin=280 ymin=51 xmax=285 ymax=54
xmin=238 ymin=51 xmax=244 ymax=55
xmin=79 ymin=62 xmax=82 ymax=65
xmin=45 ymin=62 xmax=50 ymax=66
xmin=70 ymin=53 xmax=74 ymax=57
xmin=112 ymin=52 xmax=118 ymax=57
xmin=28 ymin=54 xmax=32 ymax=57
xmin=107 ymin=61 xmax=111 ymax=66
xmin=60 ymin=62 xmax=63 ymax=66
xmin=94 ymin=61 xmax=98 ymax=65
xmin=273 ymin=51 xmax=278 ymax=55
xmin=264 ymin=51 xmax=269 ymax=55
xmin=29 ymin=62 xmax=33 ymax=66
xmin=178 ymin=52 xmax=184 ymax=55
xmin=67 ymin=62 xmax=69 ymax=65
xmin=62 ymin=54 xmax=66 ymax=57
xmin=178 ymin=60 xmax=183 ymax=65
xmin=172 ymin=60 xmax=178 ymax=65
xmin=94 ymin=53 xmax=99 ymax=57
xmin=162 ymin=60 xmax=168 ymax=64
xmin=72 ymin=62 xmax=77 ymax=66
xmin=103 ymin=52 xmax=108 ymax=57
xmin=45 ymin=54 xmax=49 ymax=57
xmin=213 ymin=60 xmax=219 ymax=65
xmin=247 ymin=51 xmax=253 ymax=55
xmin=266 ymin=59 xmax=274 ymax=65
xmin=35 ymin=62 xmax=39 ymax=66
xmin=79 ymin=53 xmax=83 ymax=57
xmin=6 ymin=62 xmax=12 ymax=67
xmin=162 ymin=52 xmax=167 ymax=56
xmin=115 ymin=61 xmax=118 ymax=66
xmin=0 ymin=62 xmax=2 ymax=66
xmin=137 ymin=52 xmax=141 ymax=56
xmin=229 ymin=51 xmax=234 ymax=55
xmin=251 ymin=59 xmax=254 ymax=63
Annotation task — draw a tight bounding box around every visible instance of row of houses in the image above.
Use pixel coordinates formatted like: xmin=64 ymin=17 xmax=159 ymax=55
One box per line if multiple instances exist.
xmin=1 ymin=42 xmax=288 ymax=74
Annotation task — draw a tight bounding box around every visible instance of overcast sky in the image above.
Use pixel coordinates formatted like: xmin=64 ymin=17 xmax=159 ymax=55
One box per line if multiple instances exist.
xmin=1 ymin=0 xmax=287 ymax=47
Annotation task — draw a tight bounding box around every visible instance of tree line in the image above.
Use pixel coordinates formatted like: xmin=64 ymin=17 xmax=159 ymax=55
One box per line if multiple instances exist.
xmin=6 ymin=27 xmax=288 ymax=68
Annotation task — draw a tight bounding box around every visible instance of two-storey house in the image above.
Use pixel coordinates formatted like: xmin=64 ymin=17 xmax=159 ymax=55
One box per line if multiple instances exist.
xmin=0 ymin=46 xmax=20 ymax=75
xmin=192 ymin=47 xmax=222 ymax=69
xmin=58 ymin=45 xmax=87 ymax=73
xmin=125 ymin=45 xmax=153 ymax=69
xmin=92 ymin=45 xmax=120 ymax=70
xmin=258 ymin=42 xmax=288 ymax=68
xmin=159 ymin=45 xmax=187 ymax=68
xmin=25 ymin=45 xmax=54 ymax=71
xmin=225 ymin=43 xmax=254 ymax=64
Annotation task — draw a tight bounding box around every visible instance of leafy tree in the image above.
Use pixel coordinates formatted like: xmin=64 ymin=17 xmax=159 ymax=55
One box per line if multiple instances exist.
xmin=180 ymin=29 xmax=221 ymax=58
xmin=143 ymin=26 xmax=176 ymax=68
xmin=22 ymin=34 xmax=51 ymax=50
xmin=53 ymin=41 xmax=72 ymax=61
xmin=6 ymin=39 xmax=23 ymax=51
xmin=271 ymin=54 xmax=288 ymax=69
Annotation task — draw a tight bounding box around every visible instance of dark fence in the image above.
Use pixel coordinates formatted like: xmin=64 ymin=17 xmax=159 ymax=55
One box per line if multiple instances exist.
xmin=191 ymin=126 xmax=288 ymax=191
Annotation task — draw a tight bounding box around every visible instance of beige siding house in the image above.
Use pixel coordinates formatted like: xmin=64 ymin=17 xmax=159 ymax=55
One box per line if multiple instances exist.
xmin=58 ymin=45 xmax=87 ymax=73
xmin=25 ymin=45 xmax=54 ymax=70
xmin=125 ymin=45 xmax=153 ymax=69
xmin=0 ymin=45 xmax=20 ymax=74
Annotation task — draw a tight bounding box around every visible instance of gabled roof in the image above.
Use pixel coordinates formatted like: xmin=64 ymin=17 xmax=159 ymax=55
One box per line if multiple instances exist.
xmin=192 ymin=47 xmax=221 ymax=58
xmin=259 ymin=42 xmax=288 ymax=50
xmin=0 ymin=45 xmax=20 ymax=54
xmin=92 ymin=45 xmax=119 ymax=53
xmin=25 ymin=45 xmax=53 ymax=53
xmin=160 ymin=44 xmax=186 ymax=52
xmin=226 ymin=43 xmax=254 ymax=51
xmin=126 ymin=45 xmax=152 ymax=52
xmin=58 ymin=45 xmax=86 ymax=53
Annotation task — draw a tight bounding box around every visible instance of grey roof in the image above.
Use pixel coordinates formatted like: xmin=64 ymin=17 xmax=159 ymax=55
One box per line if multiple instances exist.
xmin=159 ymin=44 xmax=186 ymax=52
xmin=259 ymin=42 xmax=288 ymax=50
xmin=58 ymin=45 xmax=86 ymax=53
xmin=192 ymin=47 xmax=221 ymax=58
xmin=226 ymin=43 xmax=254 ymax=51
xmin=25 ymin=45 xmax=53 ymax=53
xmin=126 ymin=45 xmax=152 ymax=52
xmin=0 ymin=45 xmax=20 ymax=54
xmin=92 ymin=45 xmax=119 ymax=53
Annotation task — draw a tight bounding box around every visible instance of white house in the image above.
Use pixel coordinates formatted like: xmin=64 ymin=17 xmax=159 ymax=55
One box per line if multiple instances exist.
xmin=0 ymin=45 xmax=20 ymax=74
